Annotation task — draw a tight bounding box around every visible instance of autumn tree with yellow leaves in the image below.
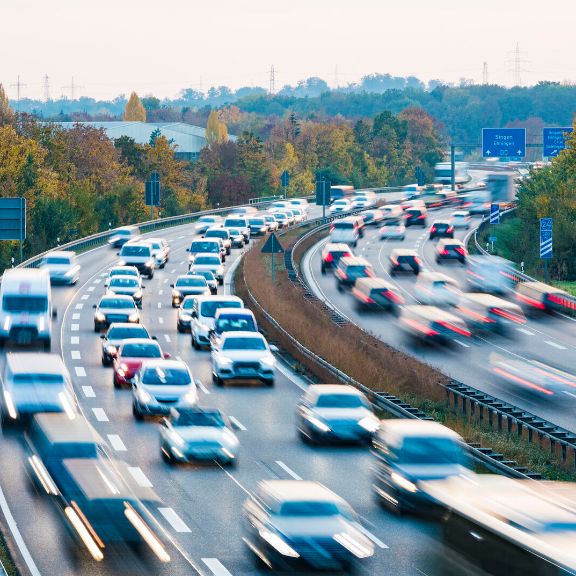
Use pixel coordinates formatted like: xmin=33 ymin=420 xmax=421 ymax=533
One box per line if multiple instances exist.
xmin=124 ymin=92 xmax=146 ymax=122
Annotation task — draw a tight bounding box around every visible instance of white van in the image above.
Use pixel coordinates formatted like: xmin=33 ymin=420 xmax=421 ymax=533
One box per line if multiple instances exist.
xmin=0 ymin=269 xmax=54 ymax=350
xmin=330 ymin=219 xmax=360 ymax=247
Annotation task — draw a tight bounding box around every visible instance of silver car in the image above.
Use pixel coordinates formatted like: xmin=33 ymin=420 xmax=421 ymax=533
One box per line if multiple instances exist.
xmin=145 ymin=238 xmax=170 ymax=268
xmin=104 ymin=266 xmax=140 ymax=288
xmin=106 ymin=276 xmax=144 ymax=307
xmin=262 ymin=215 xmax=279 ymax=232
xmin=39 ymin=251 xmax=80 ymax=285
xmin=171 ymin=275 xmax=210 ymax=308
xmin=205 ymin=227 xmax=232 ymax=255
xmin=93 ymin=295 xmax=140 ymax=332
xmin=188 ymin=254 xmax=225 ymax=285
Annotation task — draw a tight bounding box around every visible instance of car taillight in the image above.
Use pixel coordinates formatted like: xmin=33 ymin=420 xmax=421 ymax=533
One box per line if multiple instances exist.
xmin=324 ymin=253 xmax=334 ymax=263
xmin=391 ymin=258 xmax=399 ymax=266
xmin=385 ymin=290 xmax=404 ymax=304
xmin=447 ymin=227 xmax=454 ymax=233
xmin=352 ymin=289 xmax=375 ymax=304
xmin=455 ymin=247 xmax=466 ymax=256
xmin=418 ymin=214 xmax=426 ymax=219
xmin=430 ymin=226 xmax=437 ymax=233
xmin=414 ymin=257 xmax=422 ymax=265
xmin=490 ymin=307 xmax=526 ymax=324
xmin=458 ymin=306 xmax=492 ymax=323
xmin=438 ymin=321 xmax=471 ymax=337
xmin=330 ymin=225 xmax=335 ymax=232
xmin=439 ymin=248 xmax=449 ymax=255
xmin=516 ymin=292 xmax=546 ymax=309
xmin=344 ymin=252 xmax=352 ymax=258
xmin=403 ymin=318 xmax=439 ymax=337
xmin=365 ymin=268 xmax=375 ymax=277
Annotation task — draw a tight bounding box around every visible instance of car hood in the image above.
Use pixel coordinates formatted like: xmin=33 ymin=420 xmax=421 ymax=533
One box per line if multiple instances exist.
xmin=108 ymin=287 xmax=139 ymax=296
xmin=312 ymin=407 xmax=373 ymax=422
xmin=273 ymin=517 xmax=365 ymax=540
xmin=175 ymin=427 xmax=236 ymax=444
xmin=99 ymin=307 xmax=136 ymax=316
xmin=174 ymin=286 xmax=209 ymax=295
xmin=215 ymin=350 xmax=271 ymax=362
xmin=141 ymin=383 xmax=196 ymax=399
xmin=396 ymin=463 xmax=471 ymax=482
xmin=190 ymin=264 xmax=221 ymax=273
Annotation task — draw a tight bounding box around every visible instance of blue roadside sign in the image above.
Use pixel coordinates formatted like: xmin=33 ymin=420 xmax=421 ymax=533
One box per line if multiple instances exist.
xmin=145 ymin=172 xmax=161 ymax=206
xmin=489 ymin=203 xmax=500 ymax=224
xmin=482 ymin=128 xmax=526 ymax=158
xmin=543 ymin=127 xmax=573 ymax=158
xmin=540 ymin=218 xmax=553 ymax=259
xmin=280 ymin=170 xmax=290 ymax=187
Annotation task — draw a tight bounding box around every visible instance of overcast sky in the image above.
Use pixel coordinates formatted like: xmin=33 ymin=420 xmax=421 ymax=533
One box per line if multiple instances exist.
xmin=2 ymin=0 xmax=575 ymax=101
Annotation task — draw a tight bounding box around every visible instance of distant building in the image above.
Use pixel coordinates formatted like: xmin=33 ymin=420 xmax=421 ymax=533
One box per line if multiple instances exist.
xmin=56 ymin=121 xmax=236 ymax=161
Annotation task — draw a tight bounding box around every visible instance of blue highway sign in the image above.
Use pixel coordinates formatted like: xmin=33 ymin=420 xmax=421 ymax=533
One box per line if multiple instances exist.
xmin=482 ymin=128 xmax=526 ymax=158
xmin=543 ymin=127 xmax=573 ymax=158
xmin=280 ymin=170 xmax=290 ymax=187
xmin=540 ymin=218 xmax=553 ymax=259
xmin=489 ymin=203 xmax=500 ymax=224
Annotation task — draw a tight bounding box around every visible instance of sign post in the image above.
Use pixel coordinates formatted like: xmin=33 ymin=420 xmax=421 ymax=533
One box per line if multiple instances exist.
xmin=482 ymin=128 xmax=526 ymax=158
xmin=280 ymin=170 xmax=290 ymax=198
xmin=540 ymin=217 xmax=553 ymax=283
xmin=543 ymin=127 xmax=573 ymax=158
xmin=145 ymin=172 xmax=161 ymax=220
xmin=0 ymin=198 xmax=26 ymax=262
xmin=315 ymin=177 xmax=331 ymax=219
xmin=489 ymin=203 xmax=500 ymax=253
xmin=261 ymin=232 xmax=285 ymax=284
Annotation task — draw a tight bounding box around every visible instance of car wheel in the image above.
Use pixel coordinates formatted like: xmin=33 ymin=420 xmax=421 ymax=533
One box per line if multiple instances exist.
xmin=336 ymin=283 xmax=343 ymax=292
xmin=264 ymin=379 xmax=274 ymax=387
xmin=148 ymin=272 xmax=154 ymax=280
xmin=160 ymin=262 xmax=166 ymax=269
xmin=436 ymin=257 xmax=441 ymax=264
xmin=102 ymin=356 xmax=111 ymax=367
xmin=218 ymin=278 xmax=224 ymax=286
xmin=172 ymin=301 xmax=177 ymax=308
xmin=321 ymin=265 xmax=326 ymax=275
xmin=177 ymin=322 xmax=184 ymax=334
xmin=94 ymin=324 xmax=100 ymax=333
xmin=161 ymin=448 xmax=174 ymax=464
xmin=192 ymin=335 xmax=200 ymax=350
xmin=43 ymin=339 xmax=51 ymax=352
xmin=132 ymin=403 xmax=143 ymax=420
xmin=212 ymin=373 xmax=223 ymax=387
xmin=113 ymin=375 xmax=121 ymax=389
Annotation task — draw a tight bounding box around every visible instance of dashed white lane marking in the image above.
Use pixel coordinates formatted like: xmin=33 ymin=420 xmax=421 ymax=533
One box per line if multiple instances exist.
xmin=158 ymin=317 xmax=164 ymax=324
xmin=71 ymin=350 xmax=81 ymax=360
xmin=163 ymin=278 xmax=169 ymax=284
xmin=71 ymin=336 xmax=79 ymax=345
xmin=159 ymin=508 xmax=191 ymax=533
xmin=517 ymin=328 xmax=535 ymax=336
xmin=197 ymin=380 xmax=210 ymax=394
xmin=179 ymin=260 xmax=186 ymax=265
xmin=163 ymin=334 xmax=171 ymax=343
xmin=454 ymin=340 xmax=470 ymax=348
xmin=201 ymin=558 xmax=232 ymax=576
xmin=71 ymin=324 xmax=80 ymax=332
xmin=545 ymin=340 xmax=567 ymax=350
xmin=87 ymin=286 xmax=95 ymax=292
xmin=93 ymin=278 xmax=101 ymax=284
xmin=81 ymin=294 xmax=90 ymax=300
xmin=75 ymin=303 xmax=84 ymax=310
xmin=357 ymin=524 xmax=388 ymax=549
xmin=157 ymin=302 xmax=162 ymax=309
xmin=178 ymin=235 xmax=186 ymax=239
xmin=229 ymin=416 xmax=246 ymax=431
xmin=170 ymin=269 xmax=176 ymax=274
xmin=74 ymin=366 xmax=87 ymax=377
xmin=107 ymin=434 xmax=127 ymax=452
xmin=276 ymin=461 xmax=302 ymax=480
xmin=100 ymin=272 xmax=107 ymax=277
xmin=92 ymin=408 xmax=109 ymax=422
xmin=563 ymin=391 xmax=576 ymax=399
xmin=128 ymin=467 xmax=153 ymax=488
xmin=82 ymin=385 xmax=95 ymax=398
xmin=159 ymin=290 xmax=163 ymax=295
xmin=72 ymin=313 xmax=80 ymax=320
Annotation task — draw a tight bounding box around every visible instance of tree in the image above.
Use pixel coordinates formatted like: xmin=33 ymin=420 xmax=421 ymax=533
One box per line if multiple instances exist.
xmin=205 ymin=110 xmax=228 ymax=146
xmin=0 ymin=83 xmax=14 ymax=125
xmin=124 ymin=92 xmax=146 ymax=121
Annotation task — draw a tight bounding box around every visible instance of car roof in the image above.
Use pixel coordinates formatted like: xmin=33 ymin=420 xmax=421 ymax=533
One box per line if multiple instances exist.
xmin=45 ymin=250 xmax=75 ymax=258
xmin=109 ymin=265 xmax=138 ymax=272
xmin=518 ymin=281 xmax=567 ymax=295
xmin=215 ymin=308 xmax=254 ymax=317
xmin=120 ymin=338 xmax=159 ymax=347
xmin=192 ymin=238 xmax=220 ymax=244
xmin=205 ymin=227 xmax=227 ymax=233
xmin=123 ymin=241 xmax=151 ymax=248
xmin=32 ymin=413 xmax=104 ymax=445
xmin=340 ymin=256 xmax=371 ymax=266
xmin=259 ymin=480 xmax=341 ymax=504
xmin=403 ymin=305 xmax=462 ymax=322
xmin=379 ymin=419 xmax=462 ymax=440
xmin=221 ymin=330 xmax=264 ymax=340
xmin=108 ymin=322 xmax=147 ymax=330
xmin=391 ymin=249 xmax=418 ymax=256
xmin=324 ymin=243 xmax=352 ymax=252
xmin=99 ymin=294 xmax=135 ymax=303
xmin=308 ymin=384 xmax=364 ymax=397
xmin=197 ymin=295 xmax=243 ymax=304
xmin=417 ymin=272 xmax=457 ymax=284
xmin=438 ymin=238 xmax=463 ymax=246
xmin=463 ymin=293 xmax=522 ymax=309
xmin=7 ymin=353 xmax=66 ymax=375
xmin=145 ymin=237 xmax=166 ymax=243
xmin=432 ymin=220 xmax=451 ymax=225
xmin=176 ymin=274 xmax=204 ymax=281
xmin=141 ymin=359 xmax=188 ymax=370
xmin=355 ymin=277 xmax=396 ymax=290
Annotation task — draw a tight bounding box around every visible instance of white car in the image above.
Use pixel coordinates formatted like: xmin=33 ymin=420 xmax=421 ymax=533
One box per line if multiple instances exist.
xmin=194 ymin=215 xmax=223 ymax=235
xmin=450 ymin=210 xmax=472 ymax=229
xmin=104 ymin=266 xmax=140 ymax=288
xmin=290 ymin=207 xmax=305 ymax=223
xmin=262 ymin=214 xmax=279 ymax=232
xmin=414 ymin=272 xmax=461 ymax=307
xmin=288 ymin=198 xmax=309 ymax=214
xmin=211 ymin=331 xmax=275 ymax=386
xmin=379 ymin=219 xmax=406 ymax=240
xmin=205 ymin=228 xmax=232 ymax=255
xmin=145 ymin=238 xmax=170 ymax=268
xmin=188 ymin=254 xmax=225 ymax=285
xmin=329 ymin=199 xmax=352 ymax=214
xmin=39 ymin=251 xmax=80 ymax=285
xmin=191 ymin=295 xmax=244 ymax=349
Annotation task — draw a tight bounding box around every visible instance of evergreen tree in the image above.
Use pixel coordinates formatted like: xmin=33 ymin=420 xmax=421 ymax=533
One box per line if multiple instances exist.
xmin=124 ymin=92 xmax=146 ymax=122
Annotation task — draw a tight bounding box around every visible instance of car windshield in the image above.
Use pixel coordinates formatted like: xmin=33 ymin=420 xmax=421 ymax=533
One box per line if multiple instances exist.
xmin=398 ymin=437 xmax=466 ymax=465
xmin=206 ymin=230 xmax=227 ymax=239
xmin=13 ymin=373 xmax=65 ymax=384
xmin=279 ymin=501 xmax=340 ymax=517
xmin=149 ymin=242 xmax=161 ymax=250
xmin=225 ymin=219 xmax=246 ymax=227
xmin=3 ymin=296 xmax=47 ymax=312
xmin=222 ymin=337 xmax=266 ymax=351
xmin=175 ymin=411 xmax=225 ymax=427
xmin=201 ymin=300 xmax=242 ymax=318
xmin=107 ymin=326 xmax=148 ymax=340
xmin=110 ymin=268 xmax=137 ymax=277
xmin=334 ymin=222 xmax=354 ymax=229
xmin=315 ymin=394 xmax=365 ymax=408
xmin=198 ymin=216 xmax=216 ymax=223
xmin=176 ymin=277 xmax=206 ymax=287
xmin=191 ymin=242 xmax=218 ymax=252
xmin=195 ymin=271 xmax=216 ymax=281
xmin=45 ymin=257 xmax=71 ymax=265
xmin=194 ymin=256 xmax=220 ymax=266
xmin=275 ymin=214 xmax=287 ymax=220
xmin=141 ymin=366 xmax=191 ymax=385
xmin=122 ymin=246 xmax=150 ymax=256
xmin=110 ymin=278 xmax=138 ymax=288
xmin=347 ymin=265 xmax=370 ymax=275
xmin=334 ymin=201 xmax=348 ymax=206
xmin=216 ymin=316 xmax=255 ymax=333
xmin=228 ymin=228 xmax=241 ymax=235
xmin=121 ymin=343 xmax=161 ymax=357
xmin=181 ymin=298 xmax=197 ymax=310
xmin=100 ymin=298 xmax=134 ymax=309
xmin=250 ymin=219 xmax=265 ymax=225
xmin=385 ymin=220 xmax=402 ymax=226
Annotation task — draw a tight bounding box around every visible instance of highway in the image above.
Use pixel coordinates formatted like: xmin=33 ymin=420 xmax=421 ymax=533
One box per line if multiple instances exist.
xmin=302 ymin=203 xmax=576 ymax=433
xmin=0 ymin=209 xmax=448 ymax=576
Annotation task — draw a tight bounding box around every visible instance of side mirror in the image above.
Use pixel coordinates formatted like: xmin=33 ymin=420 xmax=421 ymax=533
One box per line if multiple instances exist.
xmin=170 ymin=284 xmax=174 ymax=288
xmin=186 ymin=248 xmax=190 ymax=252
xmin=191 ymin=310 xmax=198 ymax=318
xmin=92 ymin=304 xmax=97 ymax=309
xmin=116 ymin=252 xmax=120 ymax=256
xmin=151 ymin=335 xmax=158 ymax=340
xmin=269 ymin=344 xmax=279 ymax=353
xmin=52 ymin=309 xmax=58 ymax=320
xmin=230 ymin=419 xmax=240 ymax=431
xmin=100 ymin=334 xmax=105 ymax=339
xmin=195 ymin=378 xmax=203 ymax=389
xmin=141 ymin=285 xmax=146 ymax=289
xmin=163 ymin=352 xmax=171 ymax=359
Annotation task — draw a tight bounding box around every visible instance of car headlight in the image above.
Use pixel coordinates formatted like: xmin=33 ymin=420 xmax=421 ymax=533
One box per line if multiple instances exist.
xmin=258 ymin=529 xmax=300 ymax=558
xmin=95 ymin=312 xmax=105 ymax=321
xmin=217 ymin=267 xmax=224 ymax=276
xmin=3 ymin=316 xmax=11 ymax=331
xmin=391 ymin=472 xmax=418 ymax=493
xmin=169 ymin=430 xmax=185 ymax=447
xmin=334 ymin=529 xmax=374 ymax=559
xmin=128 ymin=313 xmax=139 ymax=322
xmin=261 ymin=356 xmax=275 ymax=367
xmin=146 ymin=260 xmax=154 ymax=269
xmin=182 ymin=391 xmax=197 ymax=404
xmin=105 ymin=344 xmax=117 ymax=354
xmin=307 ymin=415 xmax=331 ymax=433
xmin=138 ymin=389 xmax=153 ymax=404
xmin=133 ymin=290 xmax=142 ymax=299
xmin=358 ymin=415 xmax=380 ymax=433
xmin=218 ymin=356 xmax=233 ymax=366
xmin=64 ymin=269 xmax=75 ymax=277
xmin=222 ymin=429 xmax=238 ymax=445
xmin=172 ymin=290 xmax=182 ymax=298
xmin=38 ymin=317 xmax=45 ymax=332
xmin=180 ymin=313 xmax=192 ymax=321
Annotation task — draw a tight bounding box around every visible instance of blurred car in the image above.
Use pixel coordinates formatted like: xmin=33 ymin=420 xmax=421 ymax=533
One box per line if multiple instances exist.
xmin=108 ymin=225 xmax=139 ymax=248
xmin=243 ymin=480 xmax=374 ymax=571
xmin=320 ymin=243 xmax=353 ymax=274
xmin=188 ymin=254 xmax=225 ymax=285
xmin=362 ymin=209 xmax=384 ymax=226
xmin=456 ymin=293 xmax=526 ymax=334
xmin=223 ymin=216 xmax=251 ymax=242
xmin=177 ymin=296 xmax=199 ymax=333
xmin=381 ymin=205 xmax=403 ymax=221
xmin=190 ymin=269 xmax=218 ymax=295
xmin=389 ymin=249 xmax=421 ymax=275
xmin=104 ymin=265 xmax=140 ymax=288
xmin=335 ymin=256 xmax=374 ymax=291
xmin=450 ymin=210 xmax=471 ymax=229
xmin=191 ymin=295 xmax=244 ymax=349
xmin=404 ymin=206 xmax=427 ymax=227
xmin=39 ymin=251 xmax=80 ymax=285
xmin=288 ymin=198 xmax=309 ymax=213
xmin=117 ymin=242 xmax=155 ymax=279
xmin=351 ymin=277 xmax=404 ymax=312
xmin=186 ymin=239 xmax=224 ymax=266
xmin=330 ymin=218 xmax=360 ymax=247
xmin=262 ymin=214 xmax=279 ymax=232
xmin=414 ymin=273 xmax=460 ymax=307
xmin=93 ymin=295 xmax=139 ymax=332
xmin=145 ymin=237 xmax=170 ymax=268
xmin=132 ymin=360 xmax=197 ymax=419
xmin=400 ymin=199 xmax=425 ymax=212
xmin=435 ymin=239 xmax=467 ymax=264
xmin=248 ymin=217 xmax=268 ymax=237
xmin=400 ymin=305 xmax=471 ymax=343
xmin=100 ymin=323 xmax=152 ymax=366
xmin=205 ymin=227 xmax=232 ymax=255
xmin=282 ymin=209 xmax=296 ymax=225
xmin=1 ymin=353 xmax=77 ymax=424
xmin=290 ymin=207 xmax=305 ymax=223
xmin=372 ymin=419 xmax=472 ymax=514
xmin=195 ymin=214 xmax=223 ymax=235
xmin=160 ymin=407 xmax=239 ymax=465
xmin=113 ymin=338 xmax=168 ymax=388
xmin=210 ymin=308 xmax=258 ymax=349
xmin=270 ymin=211 xmax=289 ymax=229
xmin=297 ymin=384 xmax=379 ymax=445
xmin=329 ymin=199 xmax=352 ymax=215
xmin=225 ymin=227 xmax=246 ymax=249
xmin=429 ymin=221 xmax=454 ymax=240
xmin=171 ymin=274 xmax=210 ymax=308
xmin=379 ymin=218 xmax=406 ymax=240
xmin=106 ymin=276 xmax=143 ymax=308
xmin=515 ymin=281 xmax=571 ymax=314
xmin=467 ymin=255 xmax=515 ymax=294
xmin=211 ymin=331 xmax=275 ymax=386
xmin=233 ymin=206 xmax=258 ymax=218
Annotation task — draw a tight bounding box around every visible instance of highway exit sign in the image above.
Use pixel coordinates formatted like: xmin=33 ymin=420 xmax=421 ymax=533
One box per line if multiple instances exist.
xmin=482 ymin=128 xmax=526 ymax=158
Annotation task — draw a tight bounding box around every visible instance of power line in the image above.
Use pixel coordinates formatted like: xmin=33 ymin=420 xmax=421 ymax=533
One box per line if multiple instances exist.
xmin=61 ymin=76 xmax=83 ymax=100
xmin=10 ymin=75 xmax=27 ymax=101
xmin=43 ymin=74 xmax=51 ymax=101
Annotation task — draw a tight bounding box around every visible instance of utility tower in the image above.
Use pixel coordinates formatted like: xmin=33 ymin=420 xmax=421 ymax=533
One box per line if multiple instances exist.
xmin=43 ymin=74 xmax=51 ymax=101
xmin=482 ymin=62 xmax=488 ymax=85
xmin=62 ymin=76 xmax=83 ymax=100
xmin=10 ymin=75 xmax=27 ymax=101
xmin=509 ymin=43 xmax=528 ymax=86
xmin=269 ymin=65 xmax=275 ymax=95
xmin=334 ymin=65 xmax=339 ymax=89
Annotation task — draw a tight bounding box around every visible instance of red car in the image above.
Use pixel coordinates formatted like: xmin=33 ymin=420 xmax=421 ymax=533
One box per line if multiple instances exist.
xmin=113 ymin=338 xmax=169 ymax=388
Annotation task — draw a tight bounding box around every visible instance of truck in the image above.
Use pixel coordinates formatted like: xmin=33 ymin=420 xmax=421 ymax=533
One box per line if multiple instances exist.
xmin=487 ymin=172 xmax=516 ymax=204
xmin=434 ymin=162 xmax=471 ymax=186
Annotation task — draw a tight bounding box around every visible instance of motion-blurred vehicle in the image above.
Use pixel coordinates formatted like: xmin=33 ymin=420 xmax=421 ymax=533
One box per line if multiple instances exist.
xmin=205 ymin=227 xmax=232 ymax=255
xmin=380 ymin=205 xmax=403 ymax=221
xmin=106 ymin=276 xmax=143 ymax=308
xmin=373 ymin=419 xmax=472 ymax=514
xmin=289 ymin=198 xmax=309 ymax=213
xmin=233 ymin=206 xmax=258 ymax=218
xmin=379 ymin=218 xmax=406 ymax=240
xmin=0 ymin=268 xmax=54 ymax=350
xmin=117 ymin=242 xmax=155 ymax=279
xmin=400 ymin=199 xmax=426 ymax=212
xmin=195 ymin=214 xmax=223 ymax=235
xmin=145 ymin=237 xmax=170 ymax=268
xmin=191 ymin=295 xmax=244 ymax=349
xmin=466 ymin=255 xmax=514 ymax=294
xmin=297 ymin=384 xmax=379 ymax=444
xmin=93 ymin=295 xmax=140 ymax=332
xmin=429 ymin=220 xmax=454 ymax=240
xmin=362 ymin=209 xmax=384 ymax=226
xmin=175 ymin=296 xmax=198 ymax=333
xmin=187 ymin=238 xmax=225 ymax=265
xmin=449 ymin=210 xmax=471 ymax=229
xmin=243 ymin=480 xmax=374 ymax=571
xmin=403 ymin=184 xmax=422 ymax=199
xmin=190 ymin=269 xmax=218 ymax=295
xmin=414 ymin=273 xmax=460 ymax=307
xmin=100 ymin=323 xmax=152 ymax=366
xmin=223 ymin=216 xmax=250 ymax=242
xmin=404 ymin=206 xmax=427 ymax=227
xmin=330 ymin=184 xmax=355 ymax=202
xmin=320 ymin=243 xmax=353 ymax=274
xmin=515 ymin=281 xmax=571 ymax=314
xmin=335 ymin=257 xmax=374 ymax=291
xmin=113 ymin=338 xmax=168 ymax=388
xmin=108 ymin=225 xmax=140 ymax=248
xmin=1 ymin=353 xmax=76 ymax=423
xmin=188 ymin=254 xmax=225 ymax=285
xmin=132 ymin=359 xmax=197 ymax=419
xmin=171 ymin=274 xmax=210 ymax=308
xmin=210 ymin=308 xmax=258 ymax=349
xmin=211 ymin=331 xmax=275 ymax=386
xmin=434 ymin=162 xmax=470 ymax=186
xmin=436 ymin=239 xmax=467 ymax=264
xmin=248 ymin=217 xmax=269 ymax=237
xmin=330 ymin=218 xmax=360 ymax=247
xmin=282 ymin=209 xmax=296 ymax=225
xmin=104 ymin=265 xmax=140 ymax=288
xmin=270 ymin=211 xmax=289 ymax=229
xmin=160 ymin=407 xmax=239 ymax=465
xmin=400 ymin=305 xmax=471 ymax=343
xmin=39 ymin=251 xmax=80 ymax=285
xmin=351 ymin=277 xmax=404 ymax=312
xmin=262 ymin=214 xmax=279 ymax=232
xmin=456 ymin=293 xmax=525 ymax=334
xmin=329 ymin=199 xmax=352 ymax=214
xmin=389 ymin=249 xmax=421 ymax=275
xmin=350 ymin=192 xmax=376 ymax=209
xmin=290 ymin=207 xmax=306 ymax=223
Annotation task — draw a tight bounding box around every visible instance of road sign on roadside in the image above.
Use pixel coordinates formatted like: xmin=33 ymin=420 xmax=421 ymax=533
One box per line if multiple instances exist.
xmin=280 ymin=170 xmax=290 ymax=188
xmin=261 ymin=232 xmax=284 ymax=254
xmin=415 ymin=166 xmax=426 ymax=186
xmin=482 ymin=128 xmax=526 ymax=158
xmin=0 ymin=197 xmax=26 ymax=262
xmin=145 ymin=172 xmax=161 ymax=207
xmin=543 ymin=127 xmax=573 ymax=158
xmin=540 ymin=218 xmax=553 ymax=259
xmin=489 ymin=203 xmax=500 ymax=224
xmin=315 ymin=178 xmax=331 ymax=207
